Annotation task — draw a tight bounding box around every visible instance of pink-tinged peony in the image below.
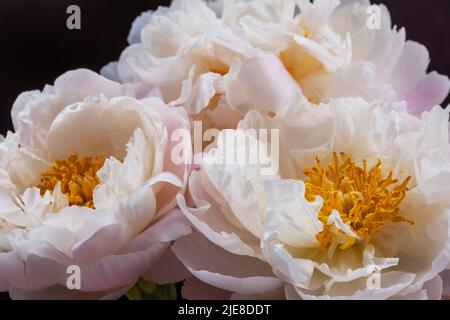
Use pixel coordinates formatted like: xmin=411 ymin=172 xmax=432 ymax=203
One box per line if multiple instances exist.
xmin=104 ymin=0 xmax=449 ymax=137
xmin=102 ymin=0 xmax=343 ymax=134
xmin=329 ymin=0 xmax=450 ymax=116
xmin=173 ymin=94 xmax=450 ymax=299
xmin=0 ymin=69 xmax=192 ymax=299
xmin=102 ymin=0 xmax=267 ymax=132
xmin=215 ymin=0 xmax=449 ymax=116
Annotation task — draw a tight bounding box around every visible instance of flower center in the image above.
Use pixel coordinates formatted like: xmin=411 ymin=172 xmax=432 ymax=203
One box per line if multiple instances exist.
xmin=37 ymin=154 xmax=106 ymax=209
xmin=304 ymin=152 xmax=413 ymax=251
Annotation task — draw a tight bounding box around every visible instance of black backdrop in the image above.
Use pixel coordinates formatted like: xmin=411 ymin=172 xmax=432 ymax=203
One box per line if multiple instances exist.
xmin=0 ymin=0 xmax=449 ymax=300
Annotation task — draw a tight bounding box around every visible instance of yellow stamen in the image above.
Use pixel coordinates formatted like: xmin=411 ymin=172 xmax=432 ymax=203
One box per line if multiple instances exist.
xmin=304 ymin=152 xmax=413 ymax=251
xmin=37 ymin=154 xmax=106 ymax=209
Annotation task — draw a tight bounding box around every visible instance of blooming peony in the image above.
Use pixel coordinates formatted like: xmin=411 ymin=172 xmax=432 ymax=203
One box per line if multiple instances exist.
xmin=173 ymin=94 xmax=450 ymax=299
xmin=102 ymin=0 xmax=269 ymax=132
xmin=102 ymin=0 xmax=347 ymax=132
xmin=0 ymin=69 xmax=192 ymax=299
xmin=1 ymin=0 xmax=448 ymax=302
xmin=215 ymin=0 xmax=450 ymax=116
xmin=104 ymin=0 xmax=449 ymax=138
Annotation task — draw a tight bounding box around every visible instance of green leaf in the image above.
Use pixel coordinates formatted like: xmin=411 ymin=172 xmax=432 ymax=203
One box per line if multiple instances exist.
xmin=126 ymin=278 xmax=178 ymax=300
xmin=137 ymin=278 xmax=157 ymax=295
xmin=126 ymin=286 xmax=143 ymax=300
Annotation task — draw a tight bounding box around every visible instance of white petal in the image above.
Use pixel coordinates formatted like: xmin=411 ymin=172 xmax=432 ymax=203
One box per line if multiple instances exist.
xmin=122 ymin=208 xmax=191 ymax=255
xmin=295 ymin=271 xmax=415 ymax=300
xmin=389 ymin=41 xmax=430 ymax=95
xmin=226 ymin=55 xmax=298 ymax=118
xmin=78 ymin=242 xmax=168 ymax=292
xmin=172 ymin=232 xmax=282 ymax=295
xmin=262 ymin=208 xmax=317 ymax=287
xmin=128 ymin=10 xmax=154 ymax=45
xmin=177 ymin=192 xmax=261 ymax=258
xmin=0 ymin=251 xmax=66 ymax=291
xmin=143 ymin=246 xmax=191 ymax=285
xmin=262 ymin=179 xmax=322 ymax=248
xmin=171 ymin=68 xmax=223 ymax=115
xmin=72 ymin=186 xmax=157 ymax=265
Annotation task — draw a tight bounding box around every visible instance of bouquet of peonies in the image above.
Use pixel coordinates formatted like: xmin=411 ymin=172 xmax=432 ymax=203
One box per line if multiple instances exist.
xmin=1 ymin=0 xmax=450 ymax=300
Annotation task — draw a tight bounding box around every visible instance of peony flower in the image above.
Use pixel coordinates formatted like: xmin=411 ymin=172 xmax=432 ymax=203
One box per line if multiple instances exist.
xmin=103 ymin=0 xmax=327 ymax=139
xmin=215 ymin=0 xmax=449 ymax=116
xmin=0 ymin=69 xmax=192 ymax=299
xmin=102 ymin=0 xmax=267 ymax=133
xmin=328 ymin=0 xmax=450 ymax=116
xmin=173 ymin=94 xmax=450 ymax=299
xmin=220 ymin=0 xmax=350 ymax=105
xmin=104 ymin=0 xmax=449 ymax=140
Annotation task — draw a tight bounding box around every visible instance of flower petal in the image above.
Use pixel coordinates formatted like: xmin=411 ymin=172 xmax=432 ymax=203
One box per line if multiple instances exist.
xmin=172 ymin=232 xmax=282 ymax=295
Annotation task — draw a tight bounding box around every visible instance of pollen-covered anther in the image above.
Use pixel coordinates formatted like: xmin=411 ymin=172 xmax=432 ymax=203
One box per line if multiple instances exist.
xmin=37 ymin=154 xmax=106 ymax=209
xmin=304 ymin=152 xmax=413 ymax=251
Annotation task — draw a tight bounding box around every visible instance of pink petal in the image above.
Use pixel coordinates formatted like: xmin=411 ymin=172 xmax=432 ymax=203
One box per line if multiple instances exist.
xmin=402 ymin=72 xmax=450 ymax=116
xmin=78 ymin=242 xmax=169 ymax=292
xmin=143 ymin=245 xmax=192 ymax=285
xmin=390 ymin=41 xmax=430 ymax=94
xmin=0 ymin=251 xmax=65 ymax=291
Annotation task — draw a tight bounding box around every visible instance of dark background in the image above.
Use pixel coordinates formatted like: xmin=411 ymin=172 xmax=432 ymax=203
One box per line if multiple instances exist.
xmin=0 ymin=0 xmax=449 ymax=300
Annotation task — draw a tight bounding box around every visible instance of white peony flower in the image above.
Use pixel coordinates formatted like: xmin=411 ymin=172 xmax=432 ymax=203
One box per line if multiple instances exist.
xmin=173 ymin=94 xmax=450 ymax=299
xmin=217 ymin=0 xmax=353 ymax=106
xmin=0 ymin=69 xmax=192 ymax=299
xmin=102 ymin=0 xmax=270 ymax=132
xmin=328 ymin=0 xmax=450 ymax=116
xmin=105 ymin=0 xmax=448 ymax=137
xmin=216 ymin=0 xmax=449 ymax=115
